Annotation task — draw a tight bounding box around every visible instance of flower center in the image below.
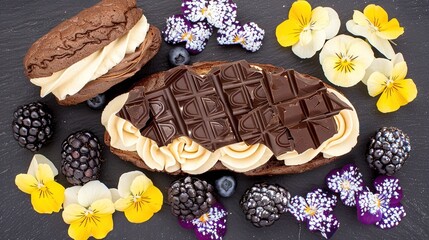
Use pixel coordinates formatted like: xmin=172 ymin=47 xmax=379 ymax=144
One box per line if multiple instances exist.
xmin=132 ymin=195 xmax=141 ymax=203
xmin=334 ymin=53 xmax=357 ymax=73
xmin=386 ymin=78 xmax=395 ymax=88
xmin=198 ymin=213 xmax=210 ymax=223
xmin=304 ymin=205 xmax=317 ymax=216
xmin=341 ymin=180 xmax=351 ymax=191
xmin=233 ymin=35 xmax=246 ymax=45
xmin=37 ymin=182 xmax=46 ymax=190
xmin=181 ymin=32 xmax=193 ymax=42
xmin=84 ymin=208 xmax=94 ymax=217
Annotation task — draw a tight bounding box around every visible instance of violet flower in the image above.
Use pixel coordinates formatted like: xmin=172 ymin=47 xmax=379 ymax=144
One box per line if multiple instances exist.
xmin=288 ymin=189 xmax=339 ymax=239
xmin=326 ymin=164 xmax=364 ymax=207
xmin=182 ymin=0 xmax=237 ymax=29
xmin=217 ymin=21 xmax=265 ymax=52
xmin=162 ymin=14 xmax=213 ymax=54
xmin=179 ymin=203 xmax=228 ymax=240
xmin=356 ymin=176 xmax=406 ymax=229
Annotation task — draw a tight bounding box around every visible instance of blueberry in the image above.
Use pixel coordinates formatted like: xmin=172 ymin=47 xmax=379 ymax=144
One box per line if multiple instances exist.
xmin=215 ymin=176 xmax=236 ymax=198
xmin=86 ymin=94 xmax=106 ymax=110
xmin=169 ymin=47 xmax=190 ymax=66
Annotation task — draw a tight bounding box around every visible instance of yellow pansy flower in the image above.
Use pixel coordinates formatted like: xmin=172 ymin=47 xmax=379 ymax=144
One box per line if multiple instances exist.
xmin=114 ymin=171 xmax=163 ymax=223
xmin=62 ymin=181 xmax=117 ymax=240
xmin=364 ymin=53 xmax=417 ymax=113
xmin=15 ymin=154 xmax=64 ymax=214
xmin=276 ymin=0 xmax=340 ymax=58
xmin=346 ymin=4 xmax=404 ymax=59
xmin=319 ymin=34 xmax=375 ymax=87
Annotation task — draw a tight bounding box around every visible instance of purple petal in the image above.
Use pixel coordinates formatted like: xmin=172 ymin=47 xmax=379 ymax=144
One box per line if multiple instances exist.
xmin=308 ymin=213 xmax=340 ymax=239
xmin=182 ymin=0 xmax=237 ymax=29
xmin=162 ymin=14 xmax=213 ymax=54
xmin=374 ymin=176 xmax=403 ymax=206
xmin=217 ymin=21 xmax=264 ymax=52
xmin=191 ymin=203 xmax=228 ymax=240
xmin=288 ymin=195 xmax=308 ymax=222
xmin=179 ymin=217 xmax=195 ymax=229
xmin=326 ymin=164 xmax=364 ymax=207
xmin=356 ymin=189 xmax=383 ymax=225
xmin=305 ymin=189 xmax=337 ymax=213
xmin=376 ymin=205 xmax=406 ymax=229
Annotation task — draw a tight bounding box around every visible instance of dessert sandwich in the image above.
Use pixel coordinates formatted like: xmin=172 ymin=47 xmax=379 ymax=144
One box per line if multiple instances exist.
xmin=102 ymin=60 xmax=359 ymax=175
xmin=24 ymin=0 xmax=161 ymax=105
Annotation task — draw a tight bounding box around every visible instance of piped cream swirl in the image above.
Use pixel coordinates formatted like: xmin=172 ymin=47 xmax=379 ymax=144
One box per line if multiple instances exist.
xmin=31 ymin=15 xmax=150 ymax=100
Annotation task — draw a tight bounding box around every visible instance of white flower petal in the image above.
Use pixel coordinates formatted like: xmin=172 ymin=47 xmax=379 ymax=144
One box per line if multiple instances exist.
xmin=77 ymin=180 xmax=112 ymax=207
xmin=362 ymin=58 xmax=393 ymax=85
xmin=27 ymin=154 xmax=58 ymax=177
xmin=367 ymin=35 xmax=396 ymax=59
xmin=311 ymin=7 xmax=329 ymax=30
xmin=293 ymin=30 xmax=326 ymax=59
xmin=64 ymin=186 xmax=81 ymax=207
xmin=392 ymin=53 xmax=405 ymax=66
xmin=117 ymin=171 xmax=144 ymax=198
xmin=324 ymin=7 xmax=341 ymax=39
xmin=110 ymin=188 xmax=121 ymax=203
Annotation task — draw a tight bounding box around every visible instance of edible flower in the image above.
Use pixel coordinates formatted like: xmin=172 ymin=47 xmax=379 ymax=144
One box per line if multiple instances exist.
xmin=62 ymin=181 xmax=117 ymax=240
xmin=319 ymin=34 xmax=375 ymax=87
xmin=275 ymin=0 xmax=341 ymax=58
xmin=15 ymin=154 xmax=64 ymax=214
xmin=346 ymin=4 xmax=404 ymax=59
xmin=114 ymin=171 xmax=163 ymax=223
xmin=363 ymin=53 xmax=417 ymax=113
xmin=179 ymin=203 xmax=228 ymax=240
xmin=356 ymin=176 xmax=406 ymax=229
xmin=326 ymin=164 xmax=364 ymax=207
xmin=182 ymin=0 xmax=237 ymax=29
xmin=288 ymin=189 xmax=339 ymax=239
xmin=163 ymin=14 xmax=213 ymax=54
xmin=217 ymin=21 xmax=265 ymax=52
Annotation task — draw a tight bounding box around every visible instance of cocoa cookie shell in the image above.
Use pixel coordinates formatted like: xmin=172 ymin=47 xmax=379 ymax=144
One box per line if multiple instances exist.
xmin=57 ymin=25 xmax=161 ymax=106
xmin=104 ymin=61 xmax=348 ymax=175
xmin=24 ymin=0 xmax=142 ymax=79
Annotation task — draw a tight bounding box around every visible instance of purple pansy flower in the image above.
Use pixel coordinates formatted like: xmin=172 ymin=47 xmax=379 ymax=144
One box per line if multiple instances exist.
xmin=356 ymin=176 xmax=406 ymax=229
xmin=217 ymin=21 xmax=265 ymax=52
xmin=288 ymin=189 xmax=339 ymax=239
xmin=179 ymin=203 xmax=228 ymax=240
xmin=326 ymin=164 xmax=364 ymax=207
xmin=182 ymin=0 xmax=237 ymax=29
xmin=162 ymin=14 xmax=213 ymax=54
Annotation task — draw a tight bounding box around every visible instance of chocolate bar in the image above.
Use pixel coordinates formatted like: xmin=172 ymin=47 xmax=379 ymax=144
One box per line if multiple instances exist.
xmin=118 ymin=60 xmax=350 ymax=156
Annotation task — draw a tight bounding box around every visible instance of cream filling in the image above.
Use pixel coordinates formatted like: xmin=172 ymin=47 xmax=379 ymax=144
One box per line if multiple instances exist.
xmin=102 ymin=87 xmax=358 ymax=174
xmin=31 ymin=15 xmax=150 ymax=100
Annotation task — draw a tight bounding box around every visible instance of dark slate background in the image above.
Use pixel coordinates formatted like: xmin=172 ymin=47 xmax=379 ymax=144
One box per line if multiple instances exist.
xmin=1 ymin=0 xmax=428 ymax=239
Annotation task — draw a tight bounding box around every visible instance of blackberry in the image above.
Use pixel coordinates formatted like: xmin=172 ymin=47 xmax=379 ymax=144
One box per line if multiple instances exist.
xmin=12 ymin=102 xmax=53 ymax=151
xmin=168 ymin=176 xmax=217 ymax=221
xmin=367 ymin=127 xmax=411 ymax=175
xmin=61 ymin=130 xmax=103 ymax=185
xmin=240 ymin=183 xmax=290 ymax=227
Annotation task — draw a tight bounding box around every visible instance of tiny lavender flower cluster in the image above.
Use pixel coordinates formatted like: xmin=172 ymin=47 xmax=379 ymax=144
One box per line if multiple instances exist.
xmin=163 ymin=0 xmax=265 ymax=54
xmin=286 ymin=164 xmax=406 ymax=239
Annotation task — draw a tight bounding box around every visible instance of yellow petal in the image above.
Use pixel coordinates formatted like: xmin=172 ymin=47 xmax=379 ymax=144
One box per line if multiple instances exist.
xmin=378 ymin=18 xmax=404 ymax=39
xmin=124 ymin=203 xmax=154 ymax=223
xmin=392 ymin=61 xmax=408 ymax=82
xmin=90 ymin=214 xmax=114 ymax=239
xmin=377 ymin=87 xmax=407 ymax=113
xmin=30 ymin=180 xmax=65 ymax=213
xmin=15 ymin=174 xmax=38 ymax=194
xmin=276 ymin=19 xmax=302 ymax=47
xmin=310 ymin=7 xmax=329 ymax=30
xmin=68 ymin=220 xmax=92 ymax=240
xmin=91 ymin=199 xmax=115 ymax=215
xmin=351 ymin=10 xmax=369 ymax=27
xmin=142 ymin=185 xmax=163 ymax=213
xmin=364 ymin=4 xmax=388 ymax=26
xmin=115 ymin=196 xmax=133 ymax=211
xmin=28 ymin=154 xmax=58 ymax=177
xmin=36 ymin=164 xmax=54 ymax=183
xmin=367 ymin=72 xmax=388 ymax=97
xmin=289 ymin=0 xmax=312 ymax=24
xmin=130 ymin=175 xmax=152 ymax=196
xmin=63 ymin=204 xmax=86 ymax=224
xmin=67 ymin=213 xmax=113 ymax=240
xmin=394 ymin=78 xmax=418 ymax=103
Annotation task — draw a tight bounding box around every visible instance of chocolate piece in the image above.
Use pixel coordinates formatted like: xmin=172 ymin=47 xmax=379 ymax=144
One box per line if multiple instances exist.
xmin=117 ymin=60 xmax=351 ymax=156
xmin=24 ymin=0 xmax=142 ymax=79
